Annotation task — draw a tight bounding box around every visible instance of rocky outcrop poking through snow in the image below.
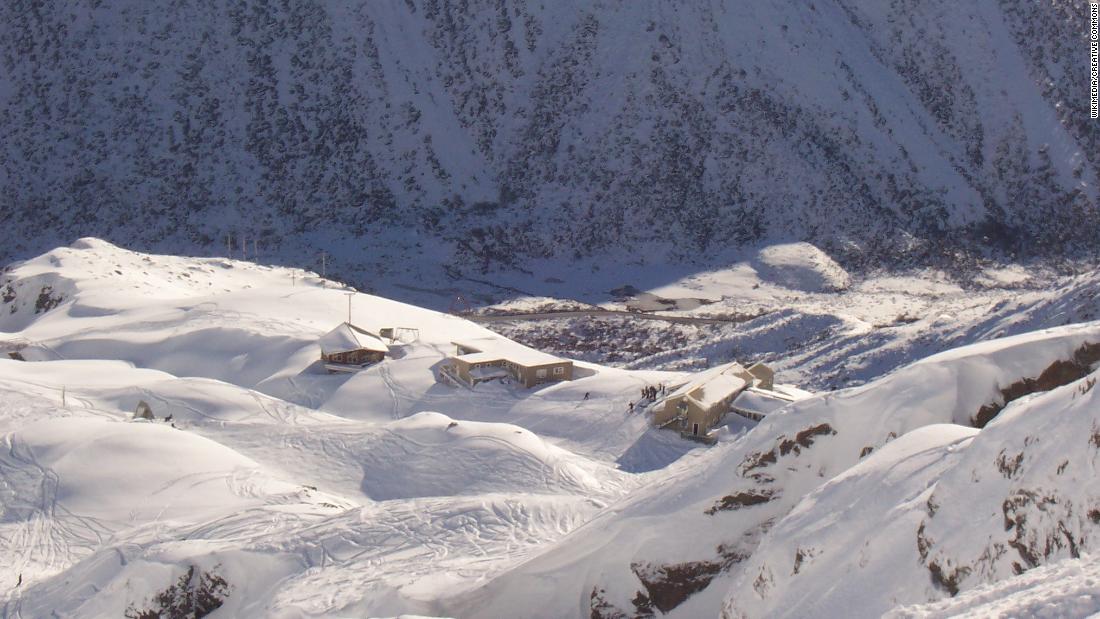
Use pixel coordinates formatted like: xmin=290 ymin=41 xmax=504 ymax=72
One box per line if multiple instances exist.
xmin=456 ymin=322 xmax=1100 ymax=618
xmin=722 ymin=368 xmax=1100 ymax=618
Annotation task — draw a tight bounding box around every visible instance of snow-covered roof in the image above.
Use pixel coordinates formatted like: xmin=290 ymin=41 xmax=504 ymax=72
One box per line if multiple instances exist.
xmin=319 ymin=323 xmax=389 ymax=355
xmin=731 ymin=388 xmax=793 ymax=416
xmin=451 ymin=337 xmax=566 ymax=367
xmin=771 ymin=384 xmax=814 ymax=400
xmin=690 ymin=373 xmax=747 ymax=408
xmin=667 ymin=360 xmax=749 ymax=400
xmin=459 ymin=351 xmax=508 ymax=364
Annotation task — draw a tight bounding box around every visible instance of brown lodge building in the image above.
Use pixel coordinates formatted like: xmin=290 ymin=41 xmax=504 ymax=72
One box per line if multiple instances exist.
xmin=653 ymin=360 xmax=798 ymax=441
xmin=319 ymin=322 xmax=389 ymax=372
xmin=443 ymin=337 xmax=573 ymax=389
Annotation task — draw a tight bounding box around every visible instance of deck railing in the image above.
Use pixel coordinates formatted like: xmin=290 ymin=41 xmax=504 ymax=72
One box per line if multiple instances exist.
xmin=437 ymin=365 xmax=469 ymax=388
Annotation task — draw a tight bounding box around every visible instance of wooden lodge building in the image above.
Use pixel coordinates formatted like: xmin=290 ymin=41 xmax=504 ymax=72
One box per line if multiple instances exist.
xmin=442 ymin=337 xmax=573 ymax=389
xmin=319 ymin=322 xmax=389 ymax=373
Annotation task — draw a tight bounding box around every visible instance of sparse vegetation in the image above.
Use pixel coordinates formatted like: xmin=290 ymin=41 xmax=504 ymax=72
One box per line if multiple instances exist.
xmin=995 ymin=450 xmax=1025 ymax=479
xmin=485 ymin=316 xmax=728 ymax=368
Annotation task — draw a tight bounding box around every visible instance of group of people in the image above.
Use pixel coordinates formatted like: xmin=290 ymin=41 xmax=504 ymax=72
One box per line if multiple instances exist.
xmin=640 ymin=384 xmax=665 ymax=402
xmin=627 ymin=384 xmax=667 ymax=413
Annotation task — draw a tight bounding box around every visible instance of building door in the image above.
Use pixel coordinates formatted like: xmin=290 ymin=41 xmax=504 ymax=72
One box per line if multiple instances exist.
xmin=692 ymin=423 xmax=699 ymax=436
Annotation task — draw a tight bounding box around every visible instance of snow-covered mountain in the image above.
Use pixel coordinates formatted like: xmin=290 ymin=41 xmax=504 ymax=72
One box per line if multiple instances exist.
xmin=2 ymin=0 xmax=1097 ymax=278
xmin=722 ymin=360 xmax=1100 ymax=618
xmin=2 ymin=240 xmax=1100 ymax=617
xmin=453 ymin=325 xmax=1100 ymax=618
xmin=0 ymin=239 xmax=662 ymax=616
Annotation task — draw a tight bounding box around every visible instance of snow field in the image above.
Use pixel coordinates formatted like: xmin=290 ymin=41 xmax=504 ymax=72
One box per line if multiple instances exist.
xmin=0 ymin=240 xmax=672 ymax=615
xmin=3 ymin=239 xmax=1100 ymax=617
xmin=456 ymin=323 xmax=1100 ymax=618
xmin=886 ymin=554 xmax=1100 ymax=618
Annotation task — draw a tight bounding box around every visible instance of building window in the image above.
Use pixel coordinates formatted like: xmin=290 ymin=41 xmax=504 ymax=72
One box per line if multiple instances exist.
xmin=553 ymin=366 xmax=564 ymax=375
xmin=536 ymin=368 xmax=547 ymax=378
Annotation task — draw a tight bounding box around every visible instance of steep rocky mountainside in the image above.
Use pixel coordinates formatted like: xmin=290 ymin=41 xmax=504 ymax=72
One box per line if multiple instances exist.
xmin=1 ymin=0 xmax=1096 ymax=274
xmin=722 ymin=362 xmax=1100 ymax=618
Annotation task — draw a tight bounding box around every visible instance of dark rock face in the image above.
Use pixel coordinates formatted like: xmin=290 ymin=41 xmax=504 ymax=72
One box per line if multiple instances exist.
xmin=706 ymin=490 xmax=779 ymax=516
xmin=33 ymin=285 xmax=62 ymax=314
xmin=1 ymin=1 xmax=1096 ymax=272
xmin=972 ymin=342 xmax=1100 ymax=427
xmin=589 ymin=544 xmax=748 ymax=618
xmin=740 ymin=423 xmax=837 ymax=472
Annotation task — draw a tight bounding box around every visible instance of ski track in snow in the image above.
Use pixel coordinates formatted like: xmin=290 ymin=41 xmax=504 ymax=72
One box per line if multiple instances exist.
xmin=1 ymin=240 xmax=1099 ymax=617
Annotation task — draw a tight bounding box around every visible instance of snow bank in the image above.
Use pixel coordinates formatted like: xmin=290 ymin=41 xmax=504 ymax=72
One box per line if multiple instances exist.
xmin=720 ymin=424 xmax=977 ymax=618
xmin=722 ymin=368 xmax=1100 ymax=617
xmin=6 ymin=240 xmax=1100 ymax=617
xmin=360 ymin=412 xmax=627 ymax=500
xmin=453 ymin=322 xmax=1100 ymax=618
xmin=5 ymin=418 xmax=291 ymax=524
xmin=14 ymin=543 xmax=304 ymax=619
xmin=886 ymin=554 xmax=1100 ymax=618
xmin=0 ymin=358 xmax=174 ymax=387
xmin=751 ymin=243 xmax=851 ymax=292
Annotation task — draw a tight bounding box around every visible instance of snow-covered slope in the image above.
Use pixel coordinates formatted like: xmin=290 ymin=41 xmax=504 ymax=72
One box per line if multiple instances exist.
xmin=452 ymin=324 xmax=1100 ymax=618
xmin=886 ymin=554 xmax=1100 ymax=619
xmin=751 ymin=243 xmax=851 ymax=293
xmin=4 ymin=240 xmax=1100 ymax=617
xmin=0 ymin=240 xmax=664 ymax=616
xmin=1 ymin=1 xmax=1096 ymax=276
xmin=723 ymin=365 xmax=1100 ymax=617
xmin=357 ymin=412 xmax=629 ymax=500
